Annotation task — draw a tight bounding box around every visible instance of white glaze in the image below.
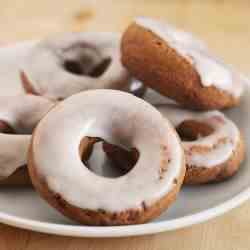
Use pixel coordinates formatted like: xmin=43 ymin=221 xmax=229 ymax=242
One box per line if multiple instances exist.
xmin=23 ymin=32 xmax=130 ymax=100
xmin=32 ymin=90 xmax=184 ymax=212
xmin=0 ymin=41 xmax=37 ymax=96
xmin=0 ymin=95 xmax=55 ymax=178
xmin=157 ymin=105 xmax=240 ymax=168
xmin=135 ymin=17 xmax=244 ymax=98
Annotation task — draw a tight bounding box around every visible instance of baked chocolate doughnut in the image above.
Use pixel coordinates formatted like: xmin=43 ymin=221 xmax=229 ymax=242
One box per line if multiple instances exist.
xmin=121 ymin=17 xmax=245 ymax=110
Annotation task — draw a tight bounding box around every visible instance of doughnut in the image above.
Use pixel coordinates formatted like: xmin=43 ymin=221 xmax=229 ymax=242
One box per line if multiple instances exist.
xmin=121 ymin=17 xmax=245 ymax=110
xmin=21 ymin=32 xmax=131 ymax=101
xmin=0 ymin=95 xmax=55 ymax=184
xmin=157 ymin=105 xmax=245 ymax=184
xmin=28 ymin=90 xmax=185 ymax=225
xmin=0 ymin=33 xmax=131 ymax=101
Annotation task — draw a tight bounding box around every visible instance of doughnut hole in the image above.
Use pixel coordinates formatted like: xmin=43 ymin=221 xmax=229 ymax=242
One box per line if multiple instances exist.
xmin=62 ymin=44 xmax=111 ymax=77
xmin=176 ymin=120 xmax=214 ymax=141
xmin=79 ymin=136 xmax=139 ymax=178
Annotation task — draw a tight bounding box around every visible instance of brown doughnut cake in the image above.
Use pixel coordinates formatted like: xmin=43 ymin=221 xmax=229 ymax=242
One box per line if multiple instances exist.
xmin=151 ymin=105 xmax=245 ymax=184
xmin=121 ymin=17 xmax=245 ymax=110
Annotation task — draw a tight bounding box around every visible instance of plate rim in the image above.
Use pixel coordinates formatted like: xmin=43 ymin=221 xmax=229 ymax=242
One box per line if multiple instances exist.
xmin=0 ymin=74 xmax=249 ymax=238
xmin=0 ymin=186 xmax=249 ymax=237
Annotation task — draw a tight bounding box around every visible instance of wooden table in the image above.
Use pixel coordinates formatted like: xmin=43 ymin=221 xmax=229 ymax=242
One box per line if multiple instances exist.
xmin=0 ymin=0 xmax=250 ymax=249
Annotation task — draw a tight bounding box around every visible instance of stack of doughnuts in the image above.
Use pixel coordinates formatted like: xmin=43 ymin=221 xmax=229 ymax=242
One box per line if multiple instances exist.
xmin=0 ymin=32 xmax=135 ymax=185
xmin=0 ymin=17 xmax=246 ymax=226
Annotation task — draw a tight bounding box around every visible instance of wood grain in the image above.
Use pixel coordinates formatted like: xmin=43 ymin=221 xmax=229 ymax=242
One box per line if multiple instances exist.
xmin=0 ymin=0 xmax=249 ymax=249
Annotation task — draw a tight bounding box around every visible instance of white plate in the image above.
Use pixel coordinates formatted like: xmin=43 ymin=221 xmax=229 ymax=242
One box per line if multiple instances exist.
xmin=0 ymin=83 xmax=249 ymax=238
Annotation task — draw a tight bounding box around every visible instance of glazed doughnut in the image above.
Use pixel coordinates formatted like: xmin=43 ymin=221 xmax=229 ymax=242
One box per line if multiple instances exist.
xmin=157 ymin=105 xmax=245 ymax=184
xmin=21 ymin=32 xmax=130 ymax=101
xmin=0 ymin=95 xmax=55 ymax=184
xmin=121 ymin=17 xmax=245 ymax=110
xmin=28 ymin=90 xmax=185 ymax=225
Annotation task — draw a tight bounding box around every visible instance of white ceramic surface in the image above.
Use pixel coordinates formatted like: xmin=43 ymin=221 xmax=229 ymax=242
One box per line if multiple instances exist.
xmin=0 ymin=81 xmax=249 ymax=238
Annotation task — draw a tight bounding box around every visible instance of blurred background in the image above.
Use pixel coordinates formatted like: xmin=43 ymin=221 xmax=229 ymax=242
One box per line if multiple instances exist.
xmin=0 ymin=0 xmax=249 ymax=74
